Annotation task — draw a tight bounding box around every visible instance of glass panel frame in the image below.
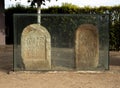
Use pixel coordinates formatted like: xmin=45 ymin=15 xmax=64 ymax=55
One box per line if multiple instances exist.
xmin=13 ymin=14 xmax=109 ymax=71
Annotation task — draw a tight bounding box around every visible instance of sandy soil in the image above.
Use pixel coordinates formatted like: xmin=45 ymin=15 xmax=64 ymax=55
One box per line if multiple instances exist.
xmin=0 ymin=45 xmax=120 ymax=88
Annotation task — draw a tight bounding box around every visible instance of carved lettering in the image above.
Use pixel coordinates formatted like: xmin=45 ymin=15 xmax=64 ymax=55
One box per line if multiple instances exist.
xmin=23 ymin=36 xmax=45 ymax=60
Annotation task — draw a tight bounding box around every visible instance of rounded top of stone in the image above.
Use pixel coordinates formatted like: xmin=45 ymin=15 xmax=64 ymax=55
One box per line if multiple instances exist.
xmin=76 ymin=24 xmax=98 ymax=35
xmin=21 ymin=24 xmax=50 ymax=37
xmin=77 ymin=24 xmax=97 ymax=31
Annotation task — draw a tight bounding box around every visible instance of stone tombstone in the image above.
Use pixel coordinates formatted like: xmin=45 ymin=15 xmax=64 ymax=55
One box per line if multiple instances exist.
xmin=75 ymin=24 xmax=99 ymax=70
xmin=21 ymin=24 xmax=51 ymax=70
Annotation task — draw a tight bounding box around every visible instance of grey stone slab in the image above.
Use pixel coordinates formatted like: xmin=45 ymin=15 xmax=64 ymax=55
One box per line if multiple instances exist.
xmin=21 ymin=24 xmax=51 ymax=70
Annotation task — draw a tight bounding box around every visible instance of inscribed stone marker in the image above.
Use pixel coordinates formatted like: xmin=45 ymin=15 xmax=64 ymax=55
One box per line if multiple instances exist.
xmin=75 ymin=24 xmax=99 ymax=70
xmin=21 ymin=24 xmax=51 ymax=70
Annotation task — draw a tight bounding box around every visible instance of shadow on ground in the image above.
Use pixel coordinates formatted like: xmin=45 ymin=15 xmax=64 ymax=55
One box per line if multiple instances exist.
xmin=110 ymin=51 xmax=120 ymax=66
xmin=0 ymin=45 xmax=13 ymax=72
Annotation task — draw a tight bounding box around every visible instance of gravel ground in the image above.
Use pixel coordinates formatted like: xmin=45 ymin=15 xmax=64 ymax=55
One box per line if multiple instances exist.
xmin=0 ymin=45 xmax=120 ymax=88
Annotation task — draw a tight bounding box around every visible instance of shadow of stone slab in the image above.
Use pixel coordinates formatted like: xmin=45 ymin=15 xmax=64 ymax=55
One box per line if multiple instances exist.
xmin=0 ymin=45 xmax=13 ymax=72
xmin=110 ymin=51 xmax=120 ymax=66
xmin=110 ymin=58 xmax=120 ymax=66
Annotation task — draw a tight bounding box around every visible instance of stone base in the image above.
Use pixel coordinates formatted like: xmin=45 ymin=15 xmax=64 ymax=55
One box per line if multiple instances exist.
xmin=23 ymin=60 xmax=51 ymax=70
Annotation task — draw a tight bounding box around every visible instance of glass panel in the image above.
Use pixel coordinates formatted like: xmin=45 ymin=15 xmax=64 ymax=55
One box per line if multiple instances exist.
xmin=13 ymin=14 xmax=109 ymax=71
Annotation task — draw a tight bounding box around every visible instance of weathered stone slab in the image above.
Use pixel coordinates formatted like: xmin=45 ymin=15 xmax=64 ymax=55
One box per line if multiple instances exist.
xmin=21 ymin=24 xmax=51 ymax=70
xmin=75 ymin=24 xmax=99 ymax=70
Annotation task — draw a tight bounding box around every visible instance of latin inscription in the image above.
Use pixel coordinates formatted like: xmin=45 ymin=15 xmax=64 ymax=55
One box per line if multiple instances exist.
xmin=78 ymin=30 xmax=97 ymax=59
xmin=23 ymin=35 xmax=46 ymax=60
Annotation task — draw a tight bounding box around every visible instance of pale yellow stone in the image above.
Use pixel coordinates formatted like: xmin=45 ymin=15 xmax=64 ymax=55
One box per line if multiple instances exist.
xmin=21 ymin=24 xmax=51 ymax=70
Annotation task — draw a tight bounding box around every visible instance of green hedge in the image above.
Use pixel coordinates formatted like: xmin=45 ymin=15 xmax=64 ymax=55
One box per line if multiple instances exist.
xmin=5 ymin=4 xmax=120 ymax=50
